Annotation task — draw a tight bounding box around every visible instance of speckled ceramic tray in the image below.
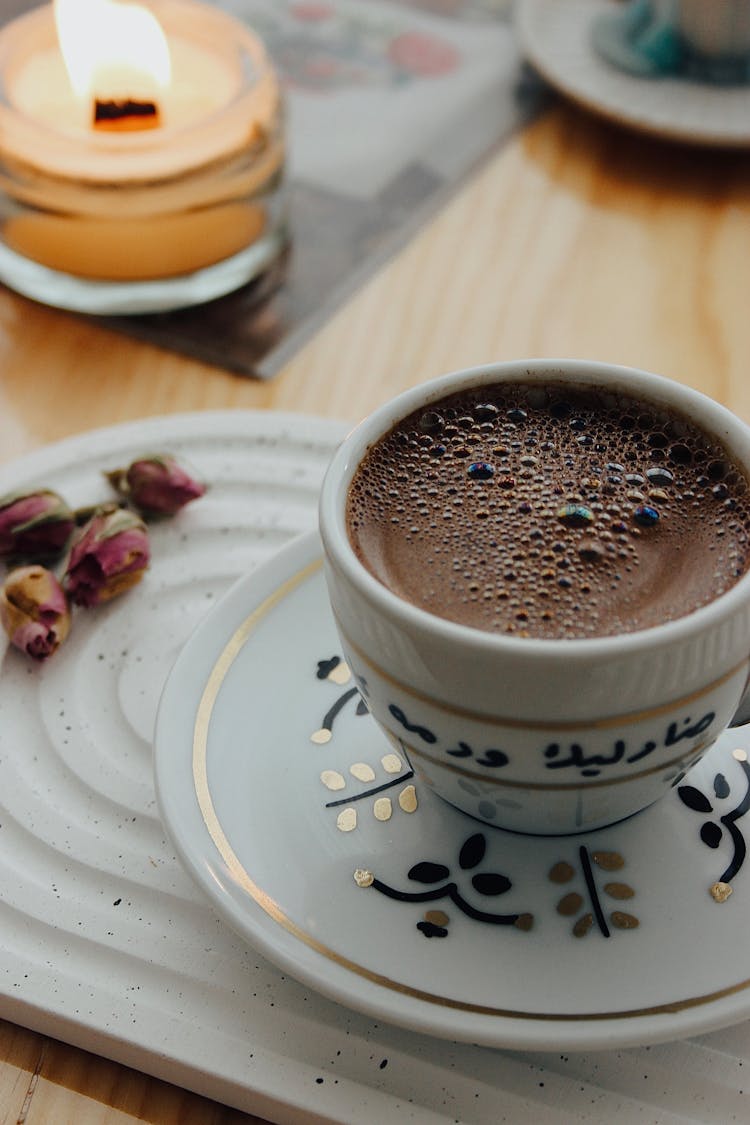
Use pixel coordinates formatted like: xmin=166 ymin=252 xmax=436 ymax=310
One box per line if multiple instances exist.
xmin=518 ymin=0 xmax=750 ymax=146
xmin=2 ymin=411 xmax=750 ymax=1122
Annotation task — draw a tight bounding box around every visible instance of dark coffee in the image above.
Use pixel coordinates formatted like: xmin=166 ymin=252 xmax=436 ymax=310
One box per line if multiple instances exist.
xmin=346 ymin=381 xmax=750 ymax=639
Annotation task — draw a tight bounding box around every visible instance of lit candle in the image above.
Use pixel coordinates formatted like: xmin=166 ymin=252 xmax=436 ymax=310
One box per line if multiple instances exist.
xmin=0 ymin=0 xmax=286 ymax=312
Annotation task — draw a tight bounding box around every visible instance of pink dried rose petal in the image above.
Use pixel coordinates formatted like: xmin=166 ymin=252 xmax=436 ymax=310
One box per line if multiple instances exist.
xmin=0 ymin=564 xmax=71 ymax=660
xmin=107 ymin=454 xmax=205 ymax=516
xmin=64 ymin=506 xmax=150 ymax=607
xmin=0 ymin=488 xmax=75 ymax=561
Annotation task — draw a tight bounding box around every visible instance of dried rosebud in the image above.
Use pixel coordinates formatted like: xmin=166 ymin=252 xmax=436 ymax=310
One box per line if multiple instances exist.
xmin=64 ymin=505 xmax=150 ymax=607
xmin=0 ymin=565 xmax=71 ymax=660
xmin=0 ymin=488 xmax=75 ymax=561
xmin=106 ymin=454 xmax=205 ymax=516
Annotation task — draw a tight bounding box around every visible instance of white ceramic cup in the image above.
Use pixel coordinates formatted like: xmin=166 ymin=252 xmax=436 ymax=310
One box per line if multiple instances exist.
xmin=673 ymin=0 xmax=750 ymax=60
xmin=593 ymin=0 xmax=750 ymax=83
xmin=319 ymin=360 xmax=750 ymax=835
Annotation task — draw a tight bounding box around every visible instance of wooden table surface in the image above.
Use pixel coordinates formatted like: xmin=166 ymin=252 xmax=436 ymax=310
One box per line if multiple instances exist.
xmin=1 ymin=100 xmax=750 ymax=1123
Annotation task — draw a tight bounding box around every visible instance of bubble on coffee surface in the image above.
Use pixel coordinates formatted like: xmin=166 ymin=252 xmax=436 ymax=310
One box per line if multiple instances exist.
xmin=633 ymin=504 xmax=660 ymax=527
xmin=557 ymin=504 xmax=595 ymax=528
xmin=468 ymin=461 xmax=495 ymax=481
xmin=346 ymin=382 xmax=750 ymax=639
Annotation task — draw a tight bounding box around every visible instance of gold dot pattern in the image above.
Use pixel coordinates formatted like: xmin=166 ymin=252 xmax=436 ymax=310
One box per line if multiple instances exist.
xmin=610 ymin=911 xmax=639 ymax=930
xmin=350 ymin=762 xmax=376 ymax=782
xmin=605 ymin=882 xmax=635 ymax=900
xmin=328 ymin=662 xmax=351 ymax=685
xmin=320 ymin=770 xmax=345 ymax=791
xmin=374 ymin=797 xmax=392 ymax=821
xmin=591 ymin=851 xmax=624 ymax=871
xmin=398 ymin=785 xmax=418 ymax=813
xmin=734 ymin=748 xmax=748 ymax=763
xmin=336 ymin=808 xmax=357 ymax=832
xmin=354 ymin=868 xmax=374 ymax=887
xmin=710 ymin=881 xmax=733 ymax=903
xmin=381 ymin=753 xmax=403 ymax=774
xmin=549 ymin=861 xmax=575 ymax=884
xmin=573 ymin=913 xmax=594 ymax=938
xmin=557 ymin=892 xmax=583 ymax=917
xmin=311 ymin=729 xmax=332 ymax=745
xmin=424 ymin=910 xmax=449 ymax=926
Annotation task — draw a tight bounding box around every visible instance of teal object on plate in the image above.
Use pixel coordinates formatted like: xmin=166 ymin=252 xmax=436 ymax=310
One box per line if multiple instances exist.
xmin=593 ymin=0 xmax=750 ymax=84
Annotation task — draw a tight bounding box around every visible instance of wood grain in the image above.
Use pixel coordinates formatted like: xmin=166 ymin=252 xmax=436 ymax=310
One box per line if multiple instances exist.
xmin=0 ymin=1020 xmax=255 ymax=1124
xmin=1 ymin=99 xmax=750 ymax=1121
xmin=3 ymin=103 xmax=750 ymax=472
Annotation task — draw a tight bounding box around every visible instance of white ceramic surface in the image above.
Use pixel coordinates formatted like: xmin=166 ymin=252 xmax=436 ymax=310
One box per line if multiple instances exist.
xmin=517 ymin=0 xmax=750 ymax=146
xmin=157 ymin=527 xmax=750 ymax=1053
xmin=2 ymin=410 xmax=750 ymax=1122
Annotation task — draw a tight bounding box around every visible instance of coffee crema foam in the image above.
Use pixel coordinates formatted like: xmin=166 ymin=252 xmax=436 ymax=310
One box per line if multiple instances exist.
xmin=346 ymin=382 xmax=750 ymax=639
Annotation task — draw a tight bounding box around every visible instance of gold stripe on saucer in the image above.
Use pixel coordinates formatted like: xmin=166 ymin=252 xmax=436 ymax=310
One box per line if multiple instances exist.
xmin=192 ymin=557 xmax=750 ymax=1025
xmin=334 ymin=615 xmax=748 ymax=733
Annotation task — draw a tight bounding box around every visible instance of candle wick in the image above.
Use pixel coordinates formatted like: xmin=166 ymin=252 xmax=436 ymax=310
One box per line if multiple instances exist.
xmin=93 ymin=98 xmax=160 ymax=131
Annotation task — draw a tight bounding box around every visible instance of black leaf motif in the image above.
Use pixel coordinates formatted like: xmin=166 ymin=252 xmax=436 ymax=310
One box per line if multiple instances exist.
xmin=316 ymin=656 xmax=340 ymax=679
xmin=447 ymin=741 xmax=473 ymax=758
xmin=714 ymin=773 xmax=731 ymax=800
xmin=459 ymin=834 xmax=486 ymax=870
xmin=408 ymin=862 xmax=450 ymax=884
xmin=677 ymin=785 xmax=713 ymax=813
xmin=471 ymin=872 xmax=512 ymax=896
xmin=355 ymin=698 xmax=369 ymax=716
xmin=416 ymin=921 xmax=448 ymax=938
xmin=700 ymin=821 xmax=723 ymax=849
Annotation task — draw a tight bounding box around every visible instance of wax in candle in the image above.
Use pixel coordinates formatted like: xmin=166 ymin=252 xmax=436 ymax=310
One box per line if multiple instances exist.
xmin=0 ymin=1 xmax=282 ymax=181
xmin=0 ymin=0 xmax=286 ymax=299
xmin=5 ymin=203 xmax=266 ymax=280
xmin=10 ymin=36 xmax=238 ymax=134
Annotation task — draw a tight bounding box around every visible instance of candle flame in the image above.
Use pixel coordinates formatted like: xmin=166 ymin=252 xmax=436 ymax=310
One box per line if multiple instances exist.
xmin=54 ymin=0 xmax=171 ymax=102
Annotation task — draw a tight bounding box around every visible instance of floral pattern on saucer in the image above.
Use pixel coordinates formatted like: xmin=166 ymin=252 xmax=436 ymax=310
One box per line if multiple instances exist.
xmin=156 ymin=531 xmax=750 ymax=1051
xmin=308 ymin=650 xmax=750 ymax=939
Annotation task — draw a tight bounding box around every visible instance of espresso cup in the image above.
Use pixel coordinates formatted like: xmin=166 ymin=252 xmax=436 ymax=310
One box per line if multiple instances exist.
xmin=677 ymin=0 xmax=750 ymax=62
xmin=319 ymin=360 xmax=750 ymax=835
xmin=593 ymin=0 xmax=750 ymax=84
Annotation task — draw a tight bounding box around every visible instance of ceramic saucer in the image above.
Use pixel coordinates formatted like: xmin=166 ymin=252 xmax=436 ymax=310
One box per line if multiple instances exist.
xmin=155 ymin=529 xmax=750 ymax=1051
xmin=517 ymin=0 xmax=750 ymax=146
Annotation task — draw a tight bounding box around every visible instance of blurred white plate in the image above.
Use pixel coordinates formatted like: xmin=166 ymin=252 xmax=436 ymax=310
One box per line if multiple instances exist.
xmin=518 ymin=0 xmax=750 ymax=146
